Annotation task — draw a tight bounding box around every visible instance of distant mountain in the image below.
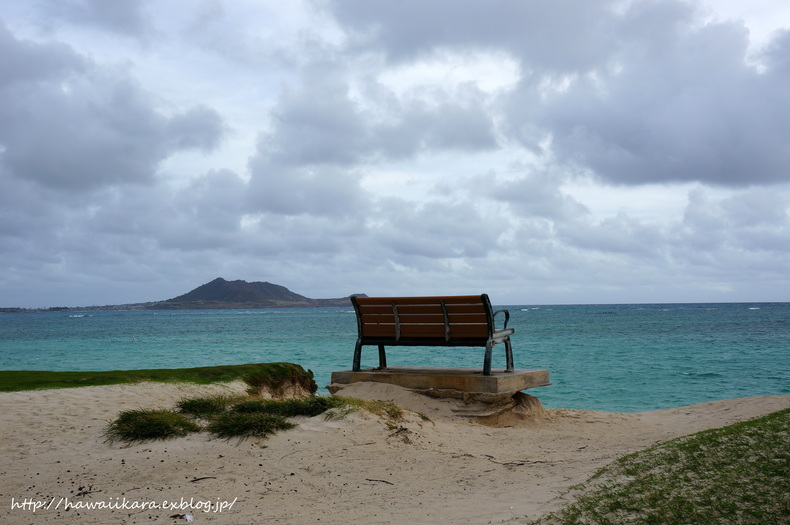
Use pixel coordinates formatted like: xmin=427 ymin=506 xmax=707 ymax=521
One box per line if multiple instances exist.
xmin=151 ymin=278 xmax=362 ymax=309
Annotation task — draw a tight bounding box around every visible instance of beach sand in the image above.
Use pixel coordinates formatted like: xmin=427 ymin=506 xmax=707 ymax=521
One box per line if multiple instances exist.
xmin=0 ymin=381 xmax=787 ymax=525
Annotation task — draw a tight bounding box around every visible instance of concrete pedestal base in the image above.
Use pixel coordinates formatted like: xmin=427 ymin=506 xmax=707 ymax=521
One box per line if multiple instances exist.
xmin=329 ymin=367 xmax=550 ymax=403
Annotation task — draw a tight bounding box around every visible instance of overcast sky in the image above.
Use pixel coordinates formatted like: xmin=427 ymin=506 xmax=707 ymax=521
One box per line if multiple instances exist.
xmin=1 ymin=0 xmax=789 ymax=308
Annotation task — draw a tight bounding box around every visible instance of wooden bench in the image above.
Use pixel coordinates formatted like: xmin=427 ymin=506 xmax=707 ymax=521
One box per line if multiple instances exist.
xmin=350 ymin=294 xmax=514 ymax=375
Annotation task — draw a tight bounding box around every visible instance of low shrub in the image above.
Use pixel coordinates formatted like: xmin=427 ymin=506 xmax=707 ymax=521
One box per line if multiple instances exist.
xmin=177 ymin=395 xmax=241 ymax=418
xmin=241 ymin=363 xmax=317 ymax=396
xmin=232 ymin=396 xmax=345 ymax=417
xmin=207 ymin=412 xmax=295 ymax=440
xmin=104 ymin=409 xmax=201 ymax=443
xmin=106 ymin=393 xmax=402 ymax=444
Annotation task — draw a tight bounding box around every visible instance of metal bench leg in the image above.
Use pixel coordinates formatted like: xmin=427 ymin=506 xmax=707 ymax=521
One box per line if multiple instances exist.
xmin=505 ymin=337 xmax=514 ymax=372
xmin=377 ymin=345 xmax=387 ymax=369
xmin=483 ymin=341 xmax=493 ymax=375
xmin=353 ymin=339 xmax=363 ymax=371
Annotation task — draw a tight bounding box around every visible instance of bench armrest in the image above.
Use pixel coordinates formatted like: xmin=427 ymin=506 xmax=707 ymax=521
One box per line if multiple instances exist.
xmin=493 ymin=308 xmax=510 ymax=330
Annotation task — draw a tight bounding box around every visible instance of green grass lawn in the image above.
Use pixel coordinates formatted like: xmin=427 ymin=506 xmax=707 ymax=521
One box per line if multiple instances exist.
xmin=529 ymin=408 xmax=790 ymax=524
xmin=0 ymin=362 xmax=315 ymax=392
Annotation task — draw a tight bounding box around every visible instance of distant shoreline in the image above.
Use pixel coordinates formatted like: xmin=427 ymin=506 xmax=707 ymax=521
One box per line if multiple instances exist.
xmin=5 ymin=300 xmax=789 ymax=314
xmin=1 ymin=277 xmax=360 ymax=312
xmin=1 ymin=299 xmax=354 ymax=314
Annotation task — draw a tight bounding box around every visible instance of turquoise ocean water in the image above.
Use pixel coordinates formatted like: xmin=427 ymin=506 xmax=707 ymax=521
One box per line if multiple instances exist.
xmin=0 ymin=303 xmax=787 ymax=412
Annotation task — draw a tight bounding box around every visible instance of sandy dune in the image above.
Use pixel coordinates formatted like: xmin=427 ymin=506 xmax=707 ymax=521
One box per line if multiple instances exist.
xmin=1 ymin=381 xmax=787 ymax=525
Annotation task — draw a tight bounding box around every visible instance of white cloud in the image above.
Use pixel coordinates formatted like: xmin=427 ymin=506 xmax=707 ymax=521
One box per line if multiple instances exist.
xmin=377 ymin=49 xmax=521 ymax=97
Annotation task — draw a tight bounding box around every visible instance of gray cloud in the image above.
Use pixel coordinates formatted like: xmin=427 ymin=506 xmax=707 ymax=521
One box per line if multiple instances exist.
xmin=326 ymin=0 xmax=618 ymax=71
xmin=262 ymin=68 xmax=371 ymax=166
xmin=45 ymin=0 xmax=153 ymax=37
xmin=84 ymin=170 xmax=249 ymax=253
xmin=505 ymin=1 xmax=790 ymax=187
xmin=479 ymin=171 xmax=590 ymax=221
xmin=247 ymin=156 xmax=369 ymax=218
xmin=392 ymin=95 xmax=497 ymax=153
xmin=1 ymin=1 xmax=789 ymax=307
xmin=327 ymin=0 xmax=790 ymax=187
xmin=761 ymin=28 xmax=790 ymax=74
xmin=374 ymin=198 xmax=499 ymax=260
xmin=0 ymin=20 xmax=86 ymax=86
xmin=1 ymin=71 xmax=225 ymax=189
xmin=258 ymin=65 xmax=497 ymax=169
xmin=676 ymin=187 xmax=790 ymax=258
xmin=0 ymin=21 xmax=225 ymax=190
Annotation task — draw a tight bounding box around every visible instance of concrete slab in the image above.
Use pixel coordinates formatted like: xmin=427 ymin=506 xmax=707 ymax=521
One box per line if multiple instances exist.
xmin=329 ymin=367 xmax=550 ymax=395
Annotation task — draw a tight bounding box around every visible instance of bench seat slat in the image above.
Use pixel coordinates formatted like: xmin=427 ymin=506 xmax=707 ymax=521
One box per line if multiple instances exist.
xmin=398 ymin=304 xmax=487 ymax=314
xmin=357 ymin=304 xmax=487 ymax=315
xmin=398 ymin=314 xmax=487 ymax=324
xmin=360 ymin=313 xmax=487 ymax=324
xmin=403 ymin=324 xmax=488 ymax=338
xmin=362 ymin=324 xmax=490 ymax=337
xmin=362 ymin=324 xmax=489 ymax=335
xmin=359 ymin=313 xmax=397 ymax=323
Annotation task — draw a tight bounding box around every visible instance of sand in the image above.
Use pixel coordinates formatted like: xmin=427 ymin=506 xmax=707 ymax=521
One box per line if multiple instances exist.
xmin=0 ymin=381 xmax=787 ymax=525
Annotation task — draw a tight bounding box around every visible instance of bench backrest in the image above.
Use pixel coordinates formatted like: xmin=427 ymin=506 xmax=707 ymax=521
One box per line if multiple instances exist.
xmin=351 ymin=294 xmax=494 ymax=343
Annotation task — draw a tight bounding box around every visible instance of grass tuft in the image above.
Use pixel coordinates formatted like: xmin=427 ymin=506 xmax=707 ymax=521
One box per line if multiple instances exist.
xmin=241 ymin=363 xmax=317 ymax=396
xmin=106 ymin=395 xmax=361 ymax=444
xmin=207 ymin=412 xmax=295 ymax=440
xmin=529 ymin=408 xmax=790 ymax=525
xmin=232 ymin=396 xmax=346 ymax=417
xmin=105 ymin=383 xmax=407 ymax=445
xmin=328 ymin=396 xmax=403 ymax=422
xmin=177 ymin=395 xmax=241 ymax=418
xmin=104 ymin=409 xmax=201 ymax=443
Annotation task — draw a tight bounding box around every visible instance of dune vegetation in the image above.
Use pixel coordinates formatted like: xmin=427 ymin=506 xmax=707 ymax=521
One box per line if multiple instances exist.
xmin=530 ymin=408 xmax=790 ymax=524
